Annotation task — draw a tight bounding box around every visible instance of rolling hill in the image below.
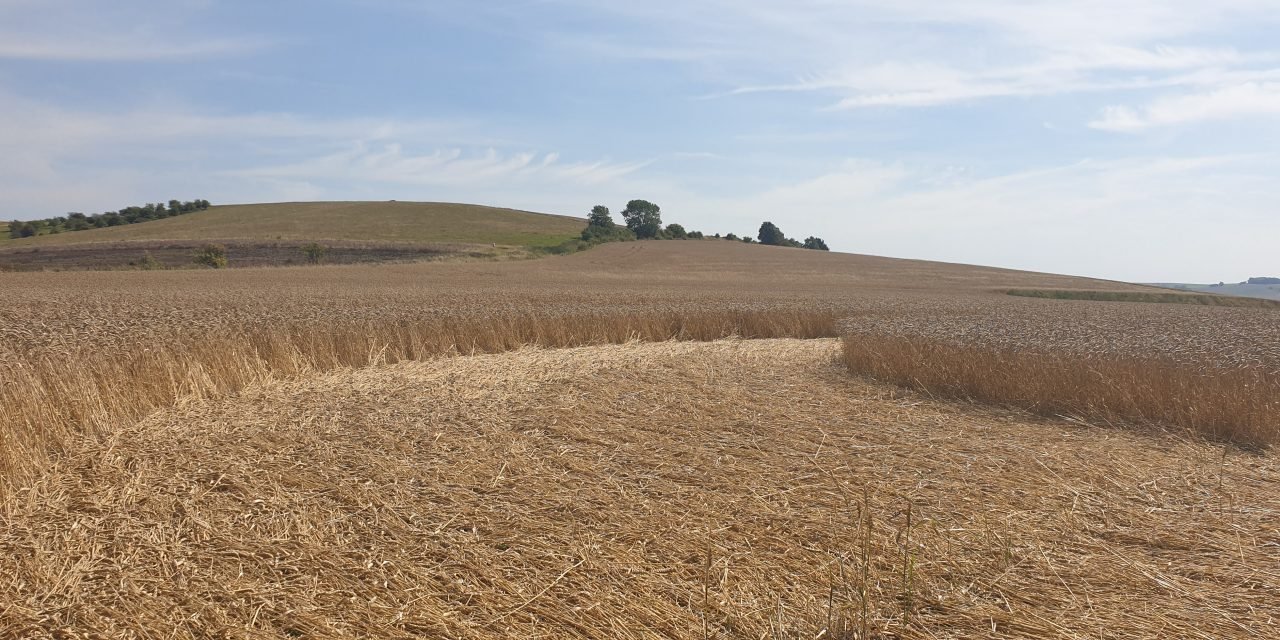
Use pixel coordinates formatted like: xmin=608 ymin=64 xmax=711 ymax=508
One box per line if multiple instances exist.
xmin=0 ymin=201 xmax=585 ymax=270
xmin=1 ymin=201 xmax=584 ymax=247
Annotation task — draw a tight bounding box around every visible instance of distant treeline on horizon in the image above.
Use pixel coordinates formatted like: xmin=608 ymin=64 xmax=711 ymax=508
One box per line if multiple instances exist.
xmin=7 ymin=199 xmax=212 ymax=239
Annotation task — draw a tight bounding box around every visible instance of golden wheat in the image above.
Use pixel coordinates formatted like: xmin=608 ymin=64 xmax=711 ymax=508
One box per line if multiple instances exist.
xmin=0 ymin=309 xmax=838 ymax=492
xmin=3 ymin=340 xmax=1276 ymax=638
xmin=841 ymin=333 xmax=1279 ymax=446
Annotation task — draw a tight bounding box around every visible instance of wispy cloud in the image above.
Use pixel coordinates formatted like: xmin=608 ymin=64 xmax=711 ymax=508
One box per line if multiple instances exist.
xmin=234 ymin=144 xmax=651 ymax=188
xmin=537 ymin=0 xmax=1280 ymax=120
xmin=1091 ymin=82 xmax=1280 ymax=131
xmin=670 ymin=153 xmax=1279 ymax=281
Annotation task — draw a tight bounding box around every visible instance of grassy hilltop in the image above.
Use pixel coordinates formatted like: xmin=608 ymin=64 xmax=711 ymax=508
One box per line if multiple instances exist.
xmin=1 ymin=201 xmax=583 ymax=247
xmin=0 ymin=201 xmax=584 ymax=269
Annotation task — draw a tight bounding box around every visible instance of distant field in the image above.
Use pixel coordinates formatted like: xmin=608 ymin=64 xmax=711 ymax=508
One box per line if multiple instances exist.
xmin=1151 ymin=282 xmax=1280 ymax=302
xmin=1007 ymin=287 xmax=1280 ymax=308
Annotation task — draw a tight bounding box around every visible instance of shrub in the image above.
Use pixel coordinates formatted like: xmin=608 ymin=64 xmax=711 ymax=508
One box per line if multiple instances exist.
xmin=301 ymin=242 xmax=328 ymax=264
xmin=138 ymin=252 xmax=165 ymax=270
xmin=664 ymin=223 xmax=688 ymax=239
xmin=193 ymin=244 xmax=228 ymax=269
xmin=581 ymin=223 xmax=636 ymax=243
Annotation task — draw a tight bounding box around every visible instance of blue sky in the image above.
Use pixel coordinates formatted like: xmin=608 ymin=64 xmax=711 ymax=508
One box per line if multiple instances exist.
xmin=2 ymin=0 xmax=1279 ymax=282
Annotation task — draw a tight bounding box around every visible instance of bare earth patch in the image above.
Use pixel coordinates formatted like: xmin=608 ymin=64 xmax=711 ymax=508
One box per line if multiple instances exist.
xmin=3 ymin=339 xmax=1277 ymax=638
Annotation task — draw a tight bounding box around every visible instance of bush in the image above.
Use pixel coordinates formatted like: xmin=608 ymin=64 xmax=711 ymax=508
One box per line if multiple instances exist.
xmin=301 ymin=242 xmax=328 ymax=264
xmin=664 ymin=223 xmax=688 ymax=239
xmin=581 ymin=223 xmax=636 ymax=244
xmin=542 ymin=239 xmax=590 ymax=255
xmin=138 ymin=252 xmax=165 ymax=270
xmin=803 ymin=237 xmax=830 ymax=251
xmin=193 ymin=244 xmax=228 ymax=269
xmin=724 ymin=233 xmax=738 ymax=241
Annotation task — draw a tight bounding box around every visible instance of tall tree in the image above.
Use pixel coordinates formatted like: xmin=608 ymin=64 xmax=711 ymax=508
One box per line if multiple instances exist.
xmin=587 ymin=205 xmax=613 ymax=228
xmin=757 ymin=221 xmax=786 ymax=246
xmin=621 ymin=199 xmax=662 ymax=239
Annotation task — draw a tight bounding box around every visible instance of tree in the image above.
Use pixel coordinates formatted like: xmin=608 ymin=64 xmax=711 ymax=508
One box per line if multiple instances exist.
xmin=724 ymin=233 xmax=738 ymax=241
xmin=587 ymin=205 xmax=613 ymax=228
xmin=621 ymin=199 xmax=662 ymax=239
xmin=580 ymin=204 xmax=634 ymax=244
xmin=757 ymin=221 xmax=786 ymax=246
xmin=803 ymin=236 xmax=830 ymax=251
xmin=664 ymin=223 xmax=688 ymax=239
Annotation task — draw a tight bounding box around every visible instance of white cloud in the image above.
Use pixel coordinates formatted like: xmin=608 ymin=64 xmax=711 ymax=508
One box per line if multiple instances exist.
xmin=535 ymin=0 xmax=1280 ymax=117
xmin=233 ymin=144 xmax=650 ymax=189
xmin=655 ymin=154 xmax=1280 ymax=282
xmin=0 ymin=92 xmax=646 ymax=216
xmin=1091 ymin=82 xmax=1280 ymax=131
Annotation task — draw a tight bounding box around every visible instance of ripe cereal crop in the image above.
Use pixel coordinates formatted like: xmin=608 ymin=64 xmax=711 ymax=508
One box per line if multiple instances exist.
xmin=2 ymin=241 xmax=1277 ymax=638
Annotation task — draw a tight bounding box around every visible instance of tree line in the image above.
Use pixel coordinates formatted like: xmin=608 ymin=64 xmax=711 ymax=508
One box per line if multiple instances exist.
xmin=575 ymin=199 xmax=828 ymax=251
xmin=7 ymin=199 xmax=212 ymax=239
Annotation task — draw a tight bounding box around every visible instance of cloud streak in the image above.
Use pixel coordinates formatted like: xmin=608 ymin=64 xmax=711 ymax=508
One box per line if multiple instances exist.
xmin=1091 ymin=82 xmax=1280 ymax=131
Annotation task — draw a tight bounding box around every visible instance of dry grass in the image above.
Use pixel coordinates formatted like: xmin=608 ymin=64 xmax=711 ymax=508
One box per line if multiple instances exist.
xmin=839 ymin=295 xmax=1280 ymax=447
xmin=1 ymin=241 xmax=1155 ymax=494
xmin=0 ymin=309 xmax=837 ymax=493
xmin=841 ymin=333 xmax=1280 ymax=447
xmin=3 ymin=242 xmax=1278 ymax=637
xmin=2 ymin=339 xmax=1276 ymax=638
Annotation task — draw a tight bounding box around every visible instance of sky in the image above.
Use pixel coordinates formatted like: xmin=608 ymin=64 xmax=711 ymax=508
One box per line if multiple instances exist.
xmin=2 ymin=0 xmax=1279 ymax=282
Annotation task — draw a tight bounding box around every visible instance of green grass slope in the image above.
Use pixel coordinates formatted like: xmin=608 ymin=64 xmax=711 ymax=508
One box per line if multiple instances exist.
xmin=1 ymin=201 xmax=584 ymax=248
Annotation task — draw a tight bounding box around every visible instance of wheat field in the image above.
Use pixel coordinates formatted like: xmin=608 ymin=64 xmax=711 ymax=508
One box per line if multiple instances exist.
xmin=3 ymin=340 xmax=1277 ymax=638
xmin=2 ymin=241 xmax=1278 ymax=638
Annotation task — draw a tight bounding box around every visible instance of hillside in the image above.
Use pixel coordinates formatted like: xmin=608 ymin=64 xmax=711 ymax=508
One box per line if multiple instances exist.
xmin=2 ymin=201 xmax=583 ymax=246
xmin=0 ymin=201 xmax=585 ymax=270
